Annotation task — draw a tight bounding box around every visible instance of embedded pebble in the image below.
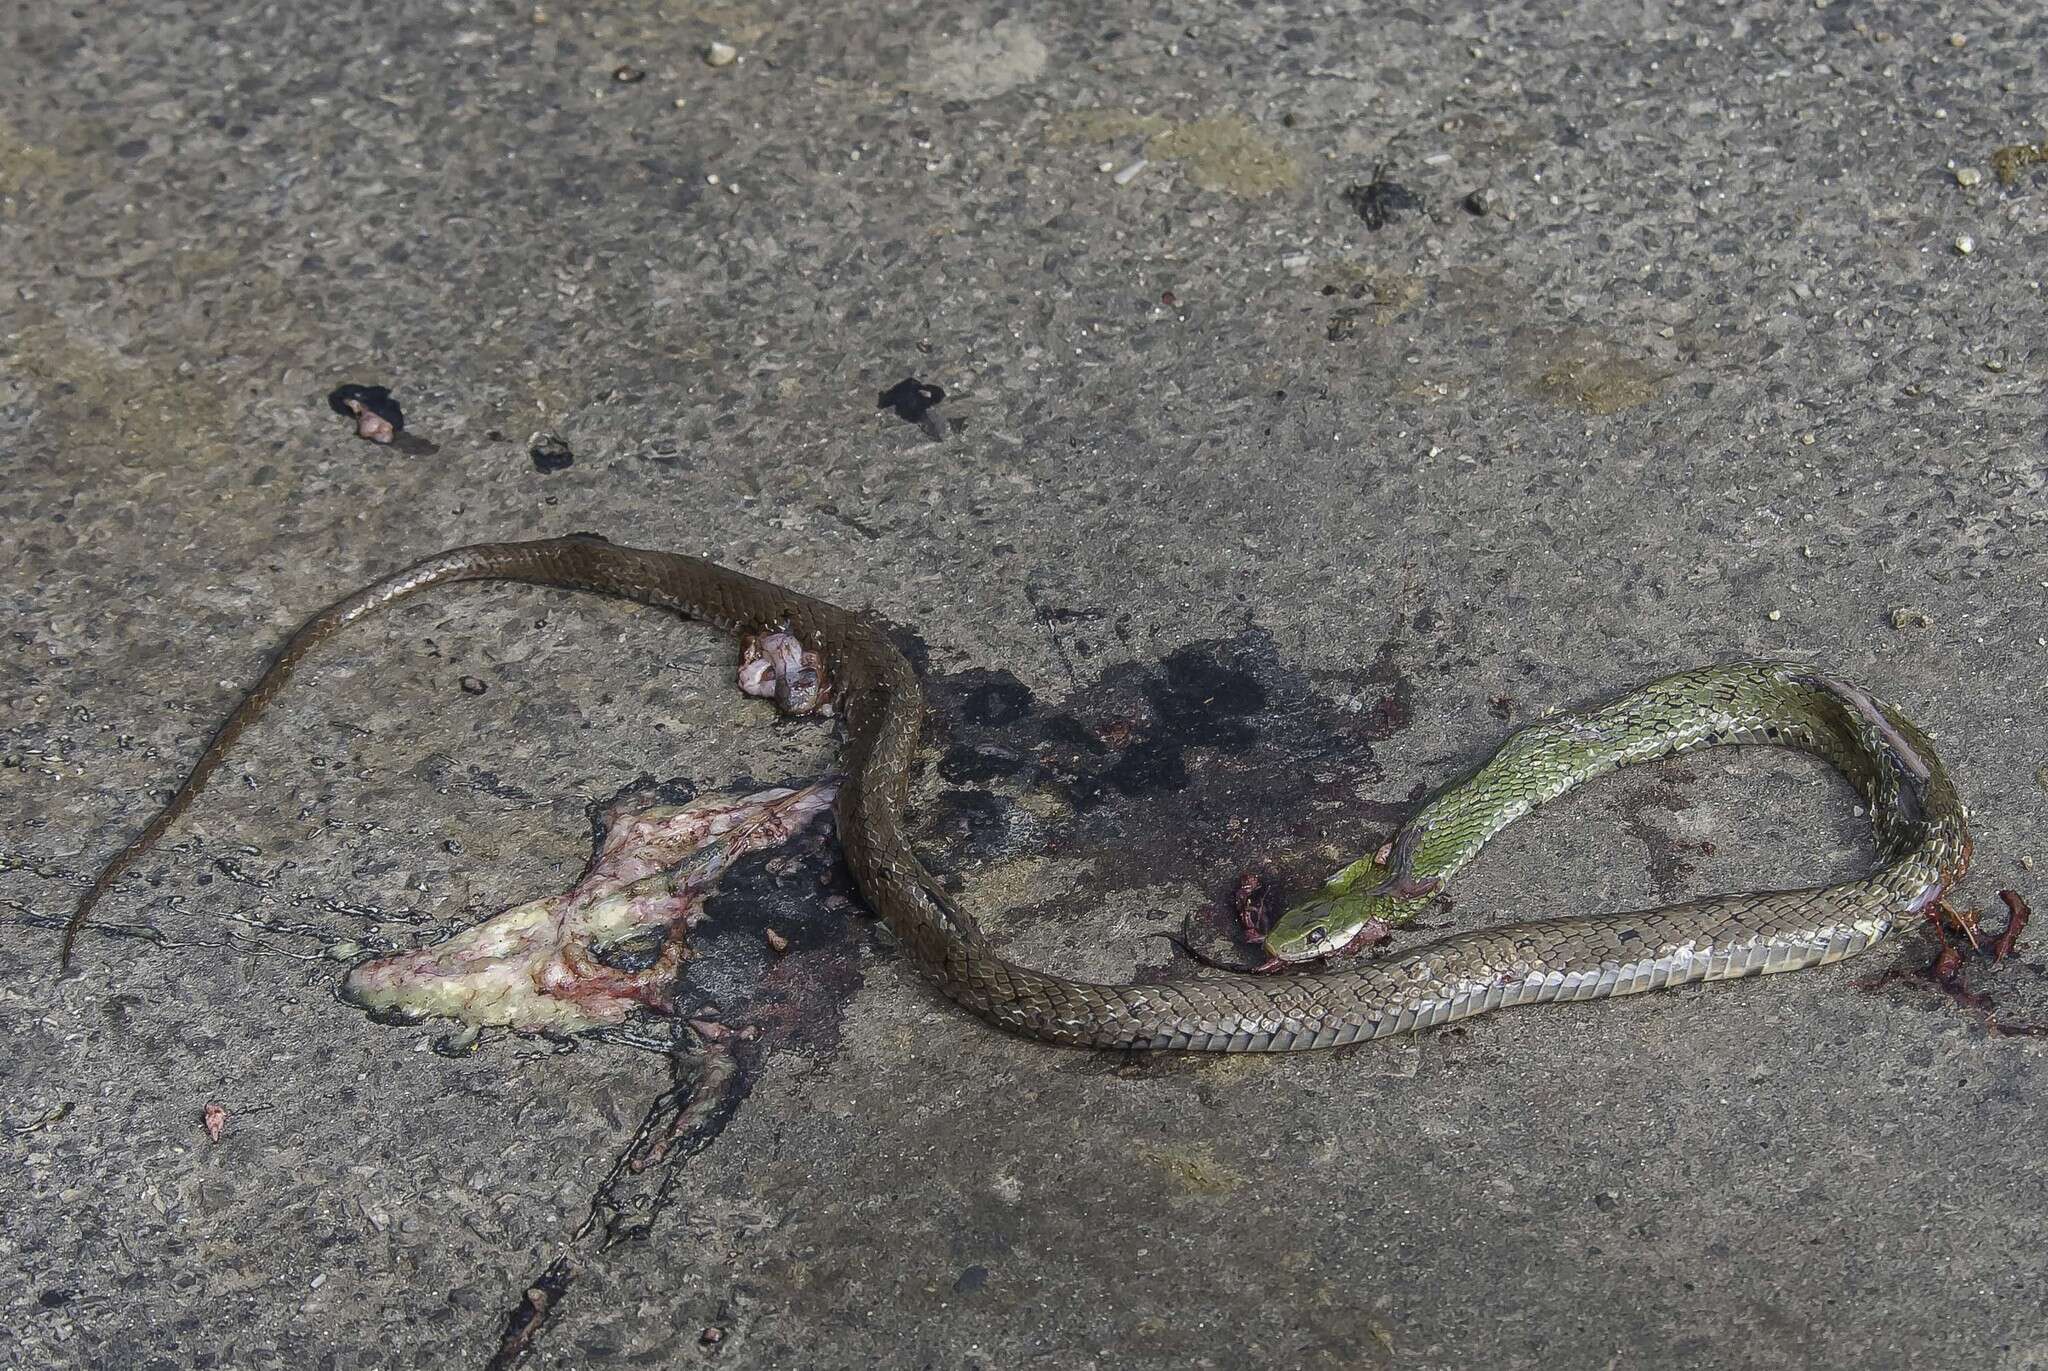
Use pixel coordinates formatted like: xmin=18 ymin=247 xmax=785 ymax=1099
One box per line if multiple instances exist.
xmin=1954 ymin=234 xmax=1975 ymax=254
xmin=705 ymin=41 xmax=737 ymax=66
xmin=1955 ymin=166 xmax=1982 ymax=187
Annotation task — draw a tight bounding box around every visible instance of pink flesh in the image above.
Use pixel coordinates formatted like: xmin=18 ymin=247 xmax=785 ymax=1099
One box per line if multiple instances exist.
xmin=340 ymin=781 xmax=840 ymax=1031
xmin=738 ymin=629 xmax=835 ymax=716
xmin=340 ymin=634 xmax=843 ymax=1034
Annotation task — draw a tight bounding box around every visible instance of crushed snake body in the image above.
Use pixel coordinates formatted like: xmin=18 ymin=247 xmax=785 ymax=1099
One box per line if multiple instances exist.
xmin=59 ymin=537 xmax=1972 ymax=1051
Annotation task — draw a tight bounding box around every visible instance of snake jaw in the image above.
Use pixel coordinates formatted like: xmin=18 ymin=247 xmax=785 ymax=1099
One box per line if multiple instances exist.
xmin=1251 ymin=914 xmax=1392 ymax=972
xmin=1334 ymin=917 xmax=1393 ymax=956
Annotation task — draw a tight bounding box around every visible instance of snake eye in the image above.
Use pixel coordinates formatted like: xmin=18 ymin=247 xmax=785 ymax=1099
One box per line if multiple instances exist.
xmin=1306 ymin=927 xmax=1327 ymax=946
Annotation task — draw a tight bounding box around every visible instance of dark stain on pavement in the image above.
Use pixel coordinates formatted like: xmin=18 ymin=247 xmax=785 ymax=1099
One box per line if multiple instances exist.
xmin=914 ymin=626 xmax=1418 ymax=960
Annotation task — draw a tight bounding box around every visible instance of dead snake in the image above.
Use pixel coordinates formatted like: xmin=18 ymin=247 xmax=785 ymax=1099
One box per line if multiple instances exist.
xmin=58 ymin=536 xmax=1972 ymax=1050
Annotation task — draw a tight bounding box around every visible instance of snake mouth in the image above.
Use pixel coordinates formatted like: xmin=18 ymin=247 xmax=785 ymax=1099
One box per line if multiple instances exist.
xmin=1253 ymin=932 xmax=1372 ymax=973
xmin=1270 ymin=917 xmax=1396 ymax=968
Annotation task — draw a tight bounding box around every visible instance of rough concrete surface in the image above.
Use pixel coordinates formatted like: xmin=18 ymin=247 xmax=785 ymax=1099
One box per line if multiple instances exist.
xmin=5 ymin=2 xmax=2047 ymax=1368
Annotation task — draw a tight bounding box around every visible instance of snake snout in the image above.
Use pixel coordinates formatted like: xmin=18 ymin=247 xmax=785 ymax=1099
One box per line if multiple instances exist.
xmin=1263 ymin=900 xmax=1340 ymax=964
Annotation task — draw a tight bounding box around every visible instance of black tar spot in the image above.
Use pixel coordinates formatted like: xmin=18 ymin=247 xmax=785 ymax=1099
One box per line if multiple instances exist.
xmin=878 ymin=377 xmax=945 ymax=423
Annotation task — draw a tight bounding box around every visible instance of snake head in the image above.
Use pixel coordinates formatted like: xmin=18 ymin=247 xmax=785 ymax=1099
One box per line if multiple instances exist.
xmin=1262 ymin=852 xmax=1436 ymax=963
xmin=1262 ymin=893 xmax=1348 ymax=964
xmin=1261 ymin=853 xmax=1384 ymax=963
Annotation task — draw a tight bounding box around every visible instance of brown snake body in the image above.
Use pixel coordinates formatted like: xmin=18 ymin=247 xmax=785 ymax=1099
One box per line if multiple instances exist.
xmin=59 ymin=536 xmax=1972 ymax=1051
